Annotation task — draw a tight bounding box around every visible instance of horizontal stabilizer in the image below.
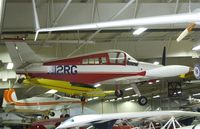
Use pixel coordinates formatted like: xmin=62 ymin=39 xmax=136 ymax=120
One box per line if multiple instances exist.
xmin=5 ymin=42 xmax=42 ymax=69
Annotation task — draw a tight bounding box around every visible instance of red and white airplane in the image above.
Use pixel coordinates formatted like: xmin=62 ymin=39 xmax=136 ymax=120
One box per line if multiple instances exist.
xmin=2 ymin=88 xmax=81 ymax=118
xmin=6 ymin=42 xmax=190 ymax=106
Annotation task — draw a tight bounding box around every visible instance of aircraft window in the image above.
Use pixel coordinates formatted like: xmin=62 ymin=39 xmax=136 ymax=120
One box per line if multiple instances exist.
xmin=94 ymin=58 xmax=99 ymax=64
xmin=89 ymin=58 xmax=95 ymax=64
xmin=70 ymin=119 xmax=74 ymax=122
xmin=117 ymin=52 xmax=125 ymax=64
xmin=101 ymin=57 xmax=106 ymax=64
xmin=127 ymin=58 xmax=138 ymax=66
xmin=108 ymin=52 xmax=118 ymax=64
xmin=82 ymin=59 xmax=88 ymax=64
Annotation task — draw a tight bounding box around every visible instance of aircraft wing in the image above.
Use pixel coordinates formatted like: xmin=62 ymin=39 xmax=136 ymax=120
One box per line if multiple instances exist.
xmin=56 ymin=110 xmax=200 ymax=129
xmin=23 ymin=78 xmax=114 ymax=97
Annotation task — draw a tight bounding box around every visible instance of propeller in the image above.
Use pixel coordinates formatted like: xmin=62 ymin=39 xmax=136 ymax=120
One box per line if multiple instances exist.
xmin=176 ymin=23 xmax=196 ymax=42
xmin=162 ymin=46 xmax=166 ymax=66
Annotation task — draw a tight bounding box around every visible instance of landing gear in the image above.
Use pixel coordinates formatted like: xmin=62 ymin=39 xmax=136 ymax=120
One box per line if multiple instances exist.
xmin=115 ymin=89 xmax=123 ymax=98
xmin=138 ymin=96 xmax=148 ymax=106
xmin=80 ymin=96 xmax=86 ymax=102
xmin=44 ymin=116 xmax=49 ymax=119
xmin=131 ymin=83 xmax=148 ymax=106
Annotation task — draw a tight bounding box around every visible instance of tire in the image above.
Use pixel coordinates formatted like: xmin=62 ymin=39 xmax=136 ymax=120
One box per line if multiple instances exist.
xmin=49 ymin=112 xmax=55 ymax=117
xmin=115 ymin=89 xmax=123 ymax=98
xmin=194 ymin=64 xmax=200 ymax=79
xmin=138 ymin=96 xmax=148 ymax=106
xmin=44 ymin=116 xmax=49 ymax=119
xmin=64 ymin=114 xmax=70 ymax=118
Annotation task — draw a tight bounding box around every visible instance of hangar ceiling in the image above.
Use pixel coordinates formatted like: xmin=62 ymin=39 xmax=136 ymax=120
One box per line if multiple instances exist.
xmin=0 ymin=0 xmax=200 ymax=108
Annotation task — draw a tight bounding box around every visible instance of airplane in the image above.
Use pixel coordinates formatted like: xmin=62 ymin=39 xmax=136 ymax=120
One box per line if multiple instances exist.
xmin=177 ymin=124 xmax=200 ymax=129
xmin=6 ymin=42 xmax=190 ymax=106
xmin=31 ymin=0 xmax=200 ymax=42
xmin=55 ymin=110 xmax=200 ymax=129
xmin=2 ymin=88 xmax=82 ymax=119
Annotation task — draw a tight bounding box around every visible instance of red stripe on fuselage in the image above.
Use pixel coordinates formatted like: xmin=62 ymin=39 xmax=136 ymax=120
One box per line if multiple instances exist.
xmin=24 ymin=72 xmax=146 ymax=84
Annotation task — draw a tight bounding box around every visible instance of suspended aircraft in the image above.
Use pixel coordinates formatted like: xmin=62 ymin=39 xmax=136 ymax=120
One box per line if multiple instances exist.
xmin=6 ymin=42 xmax=190 ymax=106
xmin=2 ymin=88 xmax=81 ymax=119
xmin=32 ymin=0 xmax=200 ymax=42
xmin=56 ymin=110 xmax=200 ymax=129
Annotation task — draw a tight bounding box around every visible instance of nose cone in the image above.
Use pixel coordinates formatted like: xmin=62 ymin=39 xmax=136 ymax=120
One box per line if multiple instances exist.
xmin=146 ymin=65 xmax=190 ymax=78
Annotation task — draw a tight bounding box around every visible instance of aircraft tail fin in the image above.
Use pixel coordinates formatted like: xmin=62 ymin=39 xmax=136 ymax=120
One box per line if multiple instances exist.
xmin=5 ymin=42 xmax=42 ymax=69
xmin=2 ymin=89 xmax=17 ymax=107
xmin=162 ymin=46 xmax=166 ymax=66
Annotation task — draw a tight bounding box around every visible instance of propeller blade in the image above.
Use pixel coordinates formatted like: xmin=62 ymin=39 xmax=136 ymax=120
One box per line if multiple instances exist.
xmin=176 ymin=23 xmax=196 ymax=42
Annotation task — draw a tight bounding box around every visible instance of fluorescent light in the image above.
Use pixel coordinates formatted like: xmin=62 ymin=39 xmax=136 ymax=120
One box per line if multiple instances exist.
xmin=7 ymin=63 xmax=14 ymax=69
xmin=117 ymin=97 xmax=122 ymax=100
xmin=2 ymin=78 xmax=7 ymax=82
xmin=93 ymin=97 xmax=99 ymax=100
xmin=193 ymin=93 xmax=200 ymax=96
xmin=148 ymin=82 xmax=153 ymax=85
xmin=110 ymin=99 xmax=115 ymax=102
xmin=45 ymin=89 xmax=57 ymax=94
xmin=124 ymin=96 xmax=130 ymax=99
xmin=130 ymin=99 xmax=135 ymax=102
xmin=105 ymin=100 xmax=109 ymax=102
xmin=88 ymin=98 xmax=93 ymax=101
xmin=153 ymin=61 xmax=160 ymax=65
xmin=156 ymin=80 xmax=160 ymax=83
xmin=133 ymin=27 xmax=147 ymax=35
xmin=178 ymin=91 xmax=182 ymax=94
xmin=192 ymin=45 xmax=200 ymax=51
xmin=94 ymin=83 xmax=101 ymax=88
xmin=153 ymin=95 xmax=160 ymax=98
xmin=132 ymin=94 xmax=138 ymax=97
xmin=125 ymin=87 xmax=133 ymax=91
xmin=15 ymin=46 xmax=18 ymax=50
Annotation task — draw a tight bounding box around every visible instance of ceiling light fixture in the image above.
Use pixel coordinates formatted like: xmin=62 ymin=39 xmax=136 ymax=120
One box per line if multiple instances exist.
xmin=124 ymin=96 xmax=130 ymax=99
xmin=93 ymin=97 xmax=99 ymax=100
xmin=125 ymin=87 xmax=133 ymax=91
xmin=88 ymin=98 xmax=93 ymax=101
xmin=2 ymin=78 xmax=7 ymax=82
xmin=153 ymin=61 xmax=160 ymax=65
xmin=7 ymin=63 xmax=14 ymax=70
xmin=45 ymin=89 xmax=58 ymax=94
xmin=133 ymin=27 xmax=147 ymax=35
xmin=132 ymin=94 xmax=138 ymax=97
xmin=94 ymin=83 xmax=101 ymax=88
xmin=192 ymin=45 xmax=200 ymax=51
xmin=153 ymin=95 xmax=160 ymax=98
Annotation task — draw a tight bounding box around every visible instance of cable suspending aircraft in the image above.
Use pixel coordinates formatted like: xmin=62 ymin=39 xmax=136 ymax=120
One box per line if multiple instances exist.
xmin=6 ymin=42 xmax=190 ymax=106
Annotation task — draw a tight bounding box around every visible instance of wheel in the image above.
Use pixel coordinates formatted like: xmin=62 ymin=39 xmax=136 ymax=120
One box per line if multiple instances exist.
xmin=81 ymin=96 xmax=86 ymax=102
xmin=115 ymin=89 xmax=123 ymax=98
xmin=49 ymin=112 xmax=55 ymax=117
xmin=64 ymin=114 xmax=70 ymax=118
xmin=138 ymin=96 xmax=148 ymax=106
xmin=17 ymin=78 xmax=25 ymax=84
xmin=194 ymin=64 xmax=200 ymax=79
xmin=44 ymin=116 xmax=49 ymax=119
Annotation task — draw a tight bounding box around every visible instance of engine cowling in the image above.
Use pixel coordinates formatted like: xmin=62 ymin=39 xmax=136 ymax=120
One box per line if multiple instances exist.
xmin=194 ymin=64 xmax=200 ymax=79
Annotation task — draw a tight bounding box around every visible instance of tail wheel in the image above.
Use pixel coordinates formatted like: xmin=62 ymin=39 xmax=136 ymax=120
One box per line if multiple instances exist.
xmin=115 ymin=89 xmax=123 ymax=98
xmin=44 ymin=116 xmax=49 ymax=119
xmin=138 ymin=96 xmax=148 ymax=106
xmin=49 ymin=112 xmax=55 ymax=117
